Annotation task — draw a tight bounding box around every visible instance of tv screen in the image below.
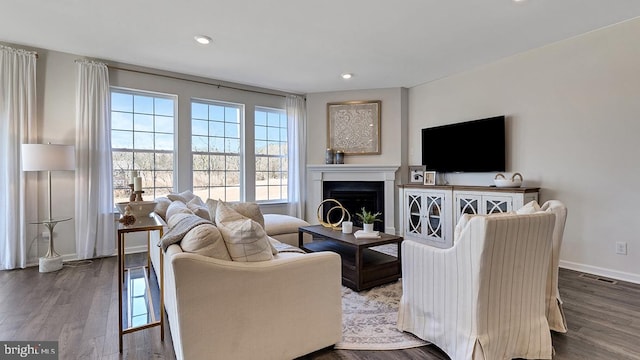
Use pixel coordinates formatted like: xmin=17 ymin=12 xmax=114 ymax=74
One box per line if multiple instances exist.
xmin=421 ymin=116 xmax=505 ymax=173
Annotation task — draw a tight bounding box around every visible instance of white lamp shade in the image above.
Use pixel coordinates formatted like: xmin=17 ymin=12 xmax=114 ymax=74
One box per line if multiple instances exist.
xmin=22 ymin=144 xmax=76 ymax=171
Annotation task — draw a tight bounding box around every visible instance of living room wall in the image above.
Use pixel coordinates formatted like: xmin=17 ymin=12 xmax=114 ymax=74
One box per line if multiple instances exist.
xmin=407 ymin=18 xmax=640 ymax=282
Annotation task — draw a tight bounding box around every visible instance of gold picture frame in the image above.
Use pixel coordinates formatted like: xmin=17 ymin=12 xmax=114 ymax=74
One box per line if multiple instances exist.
xmin=327 ymin=100 xmax=381 ymax=155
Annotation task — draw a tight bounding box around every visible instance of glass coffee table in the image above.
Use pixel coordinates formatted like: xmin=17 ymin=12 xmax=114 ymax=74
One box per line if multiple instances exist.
xmin=298 ymin=225 xmax=403 ymax=291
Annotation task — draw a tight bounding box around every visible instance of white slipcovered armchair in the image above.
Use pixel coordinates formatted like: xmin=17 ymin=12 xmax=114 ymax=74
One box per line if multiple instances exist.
xmin=397 ymin=212 xmax=556 ymax=360
xmin=541 ymin=200 xmax=568 ymax=333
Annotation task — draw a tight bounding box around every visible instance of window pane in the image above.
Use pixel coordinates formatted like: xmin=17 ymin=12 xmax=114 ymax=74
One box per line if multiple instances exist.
xmin=210 ymin=137 xmax=225 ymax=152
xmin=155 ymin=134 xmax=173 ymax=151
xmin=225 ymin=107 xmax=239 ymax=122
xmin=192 ymin=120 xmax=208 ymax=136
xmin=112 ymin=130 xmax=133 ymax=149
xmin=192 ymin=102 xmax=208 ymax=120
xmin=225 ymin=122 xmax=239 ymax=138
xmin=134 ymin=132 xmax=154 ymax=150
xmin=134 ymin=95 xmax=153 ymax=114
xmin=112 ymin=92 xmax=132 ymax=112
xmin=267 ymin=127 xmax=279 ymax=141
xmin=192 ymin=136 xmax=208 ymax=152
xmin=255 ymin=140 xmax=267 ymax=154
xmin=255 ymin=111 xmax=267 ymax=126
xmin=210 ymin=105 xmax=224 ymax=120
xmin=192 ymin=154 xmax=209 ymax=171
xmin=267 ymin=112 xmax=280 ymax=127
xmin=155 ymin=153 xmax=173 ymax=170
xmin=134 ymin=114 xmax=153 ymax=132
xmin=209 ymin=121 xmax=224 ymax=136
xmin=155 ymin=98 xmax=174 ymax=116
xmin=225 ymin=138 xmax=240 ymax=153
xmin=112 ymin=112 xmax=133 ymax=130
xmin=112 ymin=151 xmax=133 ymax=171
xmin=155 ymin=115 xmax=174 ymax=133
xmin=255 ymin=125 xmax=267 ymax=141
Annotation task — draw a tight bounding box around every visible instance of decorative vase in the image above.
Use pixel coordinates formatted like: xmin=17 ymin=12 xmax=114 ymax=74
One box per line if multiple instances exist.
xmin=334 ymin=150 xmax=344 ymax=164
xmin=325 ymin=148 xmax=335 ymax=164
xmin=363 ymin=223 xmax=374 ymax=233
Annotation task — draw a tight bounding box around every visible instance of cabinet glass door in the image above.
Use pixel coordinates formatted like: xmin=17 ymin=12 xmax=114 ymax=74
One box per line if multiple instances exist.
xmin=485 ymin=197 xmax=512 ymax=214
xmin=406 ymin=194 xmax=422 ymax=235
xmin=426 ymin=195 xmax=443 ymax=238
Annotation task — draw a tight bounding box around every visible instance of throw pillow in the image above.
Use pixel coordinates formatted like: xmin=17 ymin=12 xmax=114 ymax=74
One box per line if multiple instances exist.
xmin=180 ymin=223 xmax=231 ymax=260
xmin=187 ymin=197 xmax=211 ymax=221
xmin=166 ymin=201 xmax=193 ymax=222
xmin=206 ymin=199 xmax=265 ymax=228
xmin=154 ymin=197 xmax=172 ymax=222
xmin=516 ymin=200 xmax=542 ymax=214
xmin=215 ymin=201 xmax=273 ymax=262
xmin=167 ymin=190 xmax=198 ymax=203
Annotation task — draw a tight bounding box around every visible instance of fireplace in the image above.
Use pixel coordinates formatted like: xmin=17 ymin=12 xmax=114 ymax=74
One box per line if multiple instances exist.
xmin=307 ymin=164 xmax=399 ymax=234
xmin=323 ymin=181 xmax=385 ymax=231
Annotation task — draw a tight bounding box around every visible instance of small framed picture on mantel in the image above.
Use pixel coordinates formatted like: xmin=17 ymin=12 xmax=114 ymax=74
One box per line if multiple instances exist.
xmin=423 ymin=171 xmax=436 ymax=186
xmin=409 ymin=165 xmax=425 ymax=183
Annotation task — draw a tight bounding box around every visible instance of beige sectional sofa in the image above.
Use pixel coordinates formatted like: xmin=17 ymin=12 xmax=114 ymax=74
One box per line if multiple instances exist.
xmin=147 ymin=193 xmax=342 ymax=360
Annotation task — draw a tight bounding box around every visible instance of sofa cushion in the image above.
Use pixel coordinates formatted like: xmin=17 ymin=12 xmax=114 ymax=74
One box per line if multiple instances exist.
xmin=168 ymin=190 xmax=198 ymax=203
xmin=187 ymin=197 xmax=211 ymax=221
xmin=154 ymin=197 xmax=172 ymax=221
xmin=166 ymin=200 xmax=193 ymax=222
xmin=263 ymin=214 xmax=309 ymax=235
xmin=206 ymin=199 xmax=265 ymax=228
xmin=215 ymin=201 xmax=273 ymax=262
xmin=180 ymin=223 xmax=231 ymax=260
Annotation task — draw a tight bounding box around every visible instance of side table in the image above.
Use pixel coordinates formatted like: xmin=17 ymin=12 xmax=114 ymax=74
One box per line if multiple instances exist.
xmin=117 ymin=214 xmax=164 ymax=353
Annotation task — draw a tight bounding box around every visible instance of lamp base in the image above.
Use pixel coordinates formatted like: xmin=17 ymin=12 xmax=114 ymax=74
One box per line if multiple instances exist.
xmin=39 ymin=256 xmax=63 ymax=273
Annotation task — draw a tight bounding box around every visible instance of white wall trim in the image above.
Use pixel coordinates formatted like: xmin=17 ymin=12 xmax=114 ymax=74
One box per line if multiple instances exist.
xmin=560 ymin=260 xmax=640 ymax=285
xmin=307 ymin=164 xmax=400 ymax=234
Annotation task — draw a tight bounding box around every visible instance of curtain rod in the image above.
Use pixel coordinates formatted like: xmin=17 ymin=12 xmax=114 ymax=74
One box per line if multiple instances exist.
xmin=108 ymin=65 xmax=290 ymax=98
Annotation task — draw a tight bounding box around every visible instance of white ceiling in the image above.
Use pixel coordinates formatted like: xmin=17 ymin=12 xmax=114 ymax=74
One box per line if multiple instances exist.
xmin=2 ymin=0 xmax=640 ymax=94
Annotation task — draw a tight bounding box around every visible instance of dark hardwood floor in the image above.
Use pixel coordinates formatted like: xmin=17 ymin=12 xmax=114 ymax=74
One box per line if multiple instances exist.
xmin=1 ymin=255 xmax=639 ymax=359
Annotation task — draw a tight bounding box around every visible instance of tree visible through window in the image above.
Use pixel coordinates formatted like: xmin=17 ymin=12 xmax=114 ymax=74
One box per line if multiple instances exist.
xmin=111 ymin=89 xmax=175 ymax=204
xmin=255 ymin=107 xmax=288 ymax=202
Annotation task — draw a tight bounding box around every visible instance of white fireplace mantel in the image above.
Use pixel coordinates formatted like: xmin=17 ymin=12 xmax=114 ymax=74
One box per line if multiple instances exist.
xmin=307 ymin=164 xmax=400 ymax=234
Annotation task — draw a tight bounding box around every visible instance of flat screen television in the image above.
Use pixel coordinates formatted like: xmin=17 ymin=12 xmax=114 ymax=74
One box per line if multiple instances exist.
xmin=421 ymin=116 xmax=505 ymax=173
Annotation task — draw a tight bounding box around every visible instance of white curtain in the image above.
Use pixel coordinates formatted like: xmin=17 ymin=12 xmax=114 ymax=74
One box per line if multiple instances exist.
xmin=75 ymin=60 xmax=114 ymax=259
xmin=286 ymin=95 xmax=306 ymax=218
xmin=0 ymin=46 xmax=37 ymax=270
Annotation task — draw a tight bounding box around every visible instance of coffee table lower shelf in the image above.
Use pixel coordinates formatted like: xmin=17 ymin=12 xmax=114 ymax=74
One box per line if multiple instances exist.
xmin=302 ymin=240 xmax=400 ymax=291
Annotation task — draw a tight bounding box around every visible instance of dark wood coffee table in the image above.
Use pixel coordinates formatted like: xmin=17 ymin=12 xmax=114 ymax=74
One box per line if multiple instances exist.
xmin=298 ymin=225 xmax=403 ymax=291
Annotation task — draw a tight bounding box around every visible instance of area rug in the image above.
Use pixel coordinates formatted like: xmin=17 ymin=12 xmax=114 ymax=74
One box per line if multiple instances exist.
xmin=335 ymin=277 xmax=429 ymax=350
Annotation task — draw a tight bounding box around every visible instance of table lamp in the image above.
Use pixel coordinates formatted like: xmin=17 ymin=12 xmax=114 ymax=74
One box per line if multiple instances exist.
xmin=22 ymin=143 xmax=76 ymax=272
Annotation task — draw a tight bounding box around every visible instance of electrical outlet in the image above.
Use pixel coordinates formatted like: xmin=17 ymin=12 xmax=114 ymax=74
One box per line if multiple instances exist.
xmin=615 ymin=242 xmax=627 ymax=255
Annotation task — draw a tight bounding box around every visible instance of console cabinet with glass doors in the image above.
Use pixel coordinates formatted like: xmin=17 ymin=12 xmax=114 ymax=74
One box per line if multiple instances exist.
xmin=400 ymin=185 xmax=539 ymax=248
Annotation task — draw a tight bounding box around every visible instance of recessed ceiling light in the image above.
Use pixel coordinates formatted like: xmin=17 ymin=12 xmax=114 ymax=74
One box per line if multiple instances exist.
xmin=513 ymin=0 xmax=526 ymax=3
xmin=341 ymin=73 xmax=353 ymax=79
xmin=194 ymin=35 xmax=212 ymax=45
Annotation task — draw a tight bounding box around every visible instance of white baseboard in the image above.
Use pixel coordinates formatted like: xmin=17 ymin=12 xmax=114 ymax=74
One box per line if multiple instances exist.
xmin=560 ymin=260 xmax=640 ymax=284
xmin=25 ymin=245 xmax=149 ymax=268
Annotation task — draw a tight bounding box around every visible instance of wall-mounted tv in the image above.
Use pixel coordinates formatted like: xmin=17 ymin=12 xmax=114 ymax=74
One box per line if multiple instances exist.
xmin=421 ymin=116 xmax=505 ymax=173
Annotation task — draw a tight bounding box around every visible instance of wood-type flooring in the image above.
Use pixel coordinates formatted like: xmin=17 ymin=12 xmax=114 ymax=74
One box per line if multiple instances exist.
xmin=1 ymin=255 xmax=638 ymax=359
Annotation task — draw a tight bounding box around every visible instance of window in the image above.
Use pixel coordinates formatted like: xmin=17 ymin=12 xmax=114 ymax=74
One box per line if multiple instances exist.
xmin=255 ymin=107 xmax=288 ymax=202
xmin=111 ymin=89 xmax=175 ymax=204
xmin=191 ymin=100 xmax=243 ymax=202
